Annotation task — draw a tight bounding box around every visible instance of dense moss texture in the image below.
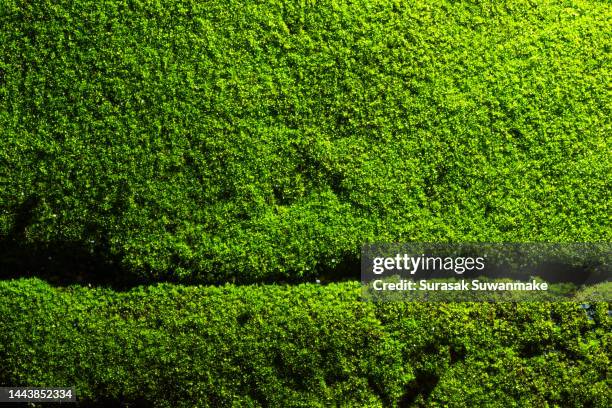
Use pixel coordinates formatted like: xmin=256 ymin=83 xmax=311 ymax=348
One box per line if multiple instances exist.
xmin=1 ymin=0 xmax=610 ymax=282
xmin=0 ymin=279 xmax=609 ymax=407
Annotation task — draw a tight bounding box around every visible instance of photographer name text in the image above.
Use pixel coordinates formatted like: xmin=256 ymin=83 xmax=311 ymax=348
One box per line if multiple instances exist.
xmin=371 ymin=279 xmax=548 ymax=291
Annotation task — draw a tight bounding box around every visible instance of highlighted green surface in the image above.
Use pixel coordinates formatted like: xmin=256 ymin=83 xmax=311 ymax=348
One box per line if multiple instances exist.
xmin=1 ymin=0 xmax=610 ymax=283
xmin=1 ymin=2 xmax=610 ymax=405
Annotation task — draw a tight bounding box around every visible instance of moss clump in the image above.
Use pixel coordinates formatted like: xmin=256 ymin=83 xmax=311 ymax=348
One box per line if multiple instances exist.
xmin=0 ymin=279 xmax=609 ymax=407
xmin=1 ymin=0 xmax=610 ymax=282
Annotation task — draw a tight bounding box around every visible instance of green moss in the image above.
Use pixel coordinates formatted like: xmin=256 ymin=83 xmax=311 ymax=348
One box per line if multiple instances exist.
xmin=1 ymin=0 xmax=610 ymax=282
xmin=0 ymin=279 xmax=609 ymax=407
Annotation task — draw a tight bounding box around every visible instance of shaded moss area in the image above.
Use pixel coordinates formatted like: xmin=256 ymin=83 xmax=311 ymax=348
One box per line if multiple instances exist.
xmin=0 ymin=279 xmax=609 ymax=407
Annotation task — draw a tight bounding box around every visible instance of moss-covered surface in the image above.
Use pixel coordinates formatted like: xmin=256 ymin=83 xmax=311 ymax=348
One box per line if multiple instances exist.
xmin=1 ymin=0 xmax=610 ymax=282
xmin=0 ymin=279 xmax=609 ymax=407
xmin=1 ymin=1 xmax=610 ymax=406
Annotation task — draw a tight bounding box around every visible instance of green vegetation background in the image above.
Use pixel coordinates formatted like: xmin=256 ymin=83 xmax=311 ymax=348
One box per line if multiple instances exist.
xmin=1 ymin=279 xmax=610 ymax=407
xmin=0 ymin=0 xmax=610 ymax=406
xmin=1 ymin=0 xmax=610 ymax=282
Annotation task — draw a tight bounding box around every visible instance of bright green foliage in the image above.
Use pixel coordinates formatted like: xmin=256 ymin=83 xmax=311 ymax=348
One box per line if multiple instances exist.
xmin=1 ymin=0 xmax=610 ymax=282
xmin=0 ymin=279 xmax=609 ymax=407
